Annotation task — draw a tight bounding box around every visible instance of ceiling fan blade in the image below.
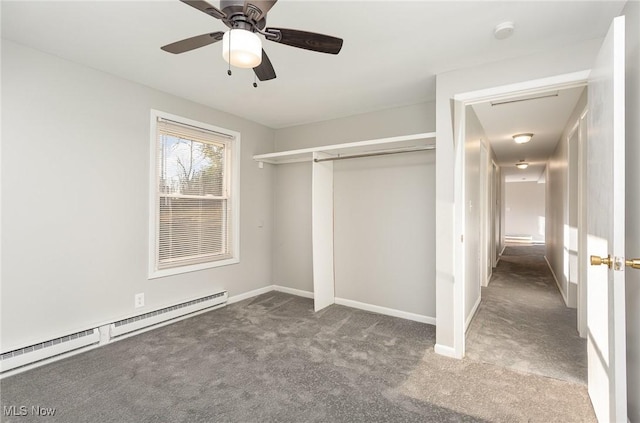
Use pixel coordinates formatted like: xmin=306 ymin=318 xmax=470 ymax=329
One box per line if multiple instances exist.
xmin=161 ymin=32 xmax=224 ymax=54
xmin=253 ymin=49 xmax=276 ymax=81
xmin=243 ymin=0 xmax=277 ymax=22
xmin=180 ymin=0 xmax=226 ymax=20
xmin=265 ymin=28 xmax=343 ymax=54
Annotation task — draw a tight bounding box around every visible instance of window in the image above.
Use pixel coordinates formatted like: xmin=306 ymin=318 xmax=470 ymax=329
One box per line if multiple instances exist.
xmin=149 ymin=110 xmax=240 ymax=278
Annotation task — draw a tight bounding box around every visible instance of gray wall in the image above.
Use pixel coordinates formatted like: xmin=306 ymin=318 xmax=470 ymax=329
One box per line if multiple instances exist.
xmin=334 ymin=152 xmax=435 ymax=317
xmin=275 ymin=103 xmax=435 ymax=151
xmin=463 ymin=107 xmax=495 ymax=325
xmin=505 ymin=181 xmax=546 ymax=242
xmin=1 ymin=40 xmax=275 ymax=351
xmin=545 ymin=89 xmax=587 ymax=307
xmin=272 ymin=162 xmax=312 ymax=293
xmin=545 ymin=125 xmax=568 ymax=302
xmin=272 ymin=102 xmax=437 ymax=318
xmin=623 ymin=1 xmax=640 ymax=420
xmin=333 ymin=152 xmax=435 ymax=316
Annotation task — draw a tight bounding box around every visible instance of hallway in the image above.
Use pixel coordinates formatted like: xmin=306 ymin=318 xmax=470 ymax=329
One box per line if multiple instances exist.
xmin=465 ymin=244 xmax=587 ymax=385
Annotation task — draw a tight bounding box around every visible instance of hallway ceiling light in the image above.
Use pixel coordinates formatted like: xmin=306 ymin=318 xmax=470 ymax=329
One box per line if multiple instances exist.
xmin=515 ymin=160 xmax=529 ymax=169
xmin=513 ymin=133 xmax=533 ymax=144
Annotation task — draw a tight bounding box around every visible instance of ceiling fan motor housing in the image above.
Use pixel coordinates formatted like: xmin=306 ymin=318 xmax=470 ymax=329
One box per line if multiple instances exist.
xmin=220 ymin=1 xmax=267 ymax=30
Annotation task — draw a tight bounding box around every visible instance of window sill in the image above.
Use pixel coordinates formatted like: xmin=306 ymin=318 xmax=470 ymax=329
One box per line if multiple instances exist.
xmin=148 ymin=257 xmax=240 ymax=280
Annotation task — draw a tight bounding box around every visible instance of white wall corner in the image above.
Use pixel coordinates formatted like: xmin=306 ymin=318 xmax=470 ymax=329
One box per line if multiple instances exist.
xmin=227 ymin=285 xmax=275 ymax=305
xmin=334 ymin=297 xmax=436 ymax=325
xmin=273 ymin=285 xmax=314 ymax=299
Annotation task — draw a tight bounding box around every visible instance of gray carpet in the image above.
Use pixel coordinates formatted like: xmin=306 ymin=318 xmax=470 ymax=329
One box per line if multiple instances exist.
xmin=1 ymin=291 xmax=595 ymax=422
xmin=466 ymin=244 xmax=588 ymax=385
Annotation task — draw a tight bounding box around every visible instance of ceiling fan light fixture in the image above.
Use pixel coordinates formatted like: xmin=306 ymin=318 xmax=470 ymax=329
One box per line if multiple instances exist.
xmin=512 ymin=133 xmax=533 ymax=144
xmin=222 ymin=29 xmax=262 ymax=69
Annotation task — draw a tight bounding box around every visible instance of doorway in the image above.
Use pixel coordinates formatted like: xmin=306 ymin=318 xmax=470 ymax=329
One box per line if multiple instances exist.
xmin=456 ymin=77 xmax=590 ymax=384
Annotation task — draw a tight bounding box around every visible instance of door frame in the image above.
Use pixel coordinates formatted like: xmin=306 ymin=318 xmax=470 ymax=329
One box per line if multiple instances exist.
xmin=479 ymin=142 xmax=490 ymax=287
xmin=566 ymin=121 xmax=580 ymax=309
xmin=565 ymin=106 xmax=590 ymax=338
xmin=451 ymin=70 xmax=590 ymax=359
xmin=577 ymin=107 xmax=588 ymax=338
xmin=491 ymin=159 xmax=500 ymax=268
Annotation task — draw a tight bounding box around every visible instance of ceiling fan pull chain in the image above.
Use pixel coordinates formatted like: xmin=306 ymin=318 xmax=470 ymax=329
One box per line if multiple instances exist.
xmin=253 ymin=74 xmax=258 ymax=88
xmin=227 ymin=26 xmax=232 ymax=76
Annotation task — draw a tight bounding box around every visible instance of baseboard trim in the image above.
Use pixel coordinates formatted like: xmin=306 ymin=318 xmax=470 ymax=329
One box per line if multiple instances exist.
xmin=2 ymin=285 xmax=437 ymax=379
xmin=434 ymin=343 xmax=461 ymax=359
xmin=227 ymin=285 xmax=275 ymax=305
xmin=270 ymin=288 xmax=436 ymax=326
xmin=465 ymin=294 xmax=482 ymax=333
xmin=544 ymin=256 xmax=568 ymax=306
xmin=334 ymin=297 xmax=436 ymax=325
xmin=495 ymin=245 xmax=506 ymax=266
xmin=273 ymin=285 xmax=314 ymax=299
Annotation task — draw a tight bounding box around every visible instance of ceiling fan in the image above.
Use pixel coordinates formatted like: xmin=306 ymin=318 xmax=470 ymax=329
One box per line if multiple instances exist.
xmin=161 ymin=0 xmax=344 ymax=82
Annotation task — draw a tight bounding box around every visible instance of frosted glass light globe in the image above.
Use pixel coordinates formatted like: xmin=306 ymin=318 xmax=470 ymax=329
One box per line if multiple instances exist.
xmin=512 ymin=133 xmax=533 ymax=144
xmin=222 ymin=29 xmax=262 ymax=69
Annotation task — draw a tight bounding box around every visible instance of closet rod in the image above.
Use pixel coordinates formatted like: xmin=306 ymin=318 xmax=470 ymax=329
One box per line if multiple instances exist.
xmin=313 ymin=145 xmax=435 ymax=163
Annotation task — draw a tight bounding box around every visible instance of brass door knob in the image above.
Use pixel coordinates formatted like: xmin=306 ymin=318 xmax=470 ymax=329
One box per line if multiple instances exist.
xmin=626 ymin=258 xmax=640 ymax=269
xmin=590 ymin=255 xmax=612 ymax=268
xmin=590 ymin=255 xmax=640 ymax=270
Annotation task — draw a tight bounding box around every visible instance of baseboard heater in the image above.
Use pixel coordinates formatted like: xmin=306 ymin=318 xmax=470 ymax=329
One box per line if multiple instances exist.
xmin=109 ymin=291 xmax=227 ymax=338
xmin=0 ymin=291 xmax=227 ymax=374
xmin=0 ymin=329 xmax=100 ymax=373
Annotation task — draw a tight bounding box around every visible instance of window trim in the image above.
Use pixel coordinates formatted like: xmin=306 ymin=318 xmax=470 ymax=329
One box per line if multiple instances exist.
xmin=148 ymin=110 xmax=241 ymax=279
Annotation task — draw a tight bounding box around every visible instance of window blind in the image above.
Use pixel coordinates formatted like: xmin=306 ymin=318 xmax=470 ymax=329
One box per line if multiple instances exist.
xmin=155 ymin=118 xmax=233 ymax=270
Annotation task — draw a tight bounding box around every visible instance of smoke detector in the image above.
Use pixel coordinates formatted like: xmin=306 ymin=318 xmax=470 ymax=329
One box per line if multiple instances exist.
xmin=494 ymin=22 xmax=515 ymax=40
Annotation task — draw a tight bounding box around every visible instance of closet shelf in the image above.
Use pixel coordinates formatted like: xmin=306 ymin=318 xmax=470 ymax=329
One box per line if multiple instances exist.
xmin=253 ymin=132 xmax=436 ymax=165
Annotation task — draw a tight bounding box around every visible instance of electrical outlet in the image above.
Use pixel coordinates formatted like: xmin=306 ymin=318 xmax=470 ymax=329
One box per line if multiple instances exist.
xmin=134 ymin=293 xmax=145 ymax=308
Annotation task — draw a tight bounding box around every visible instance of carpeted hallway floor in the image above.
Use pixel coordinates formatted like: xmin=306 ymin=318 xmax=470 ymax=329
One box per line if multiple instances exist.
xmin=1 ymin=290 xmax=595 ymax=422
xmin=466 ymin=244 xmax=588 ymax=385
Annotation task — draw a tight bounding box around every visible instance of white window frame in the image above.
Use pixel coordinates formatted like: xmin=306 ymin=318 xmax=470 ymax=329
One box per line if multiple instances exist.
xmin=148 ymin=110 xmax=240 ymax=279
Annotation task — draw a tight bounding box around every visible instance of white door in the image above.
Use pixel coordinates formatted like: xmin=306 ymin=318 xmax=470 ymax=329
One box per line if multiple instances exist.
xmin=586 ymin=15 xmax=627 ymax=422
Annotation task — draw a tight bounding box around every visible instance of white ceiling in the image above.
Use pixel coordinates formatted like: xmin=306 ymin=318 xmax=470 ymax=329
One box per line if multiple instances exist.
xmin=1 ymin=1 xmax=625 ymax=129
xmin=472 ymin=86 xmax=586 ymax=183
